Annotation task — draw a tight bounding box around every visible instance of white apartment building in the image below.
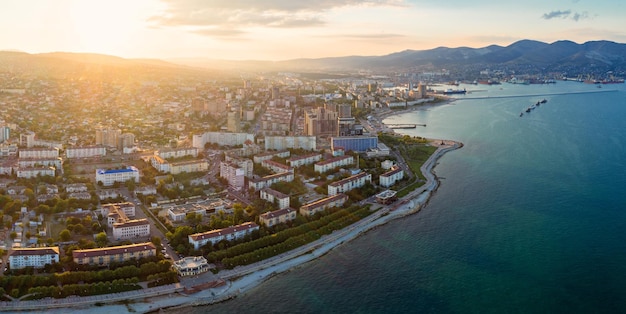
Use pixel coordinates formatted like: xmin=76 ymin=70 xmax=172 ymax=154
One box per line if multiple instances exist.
xmin=102 ymin=202 xmax=136 ymax=225
xmin=252 ymin=150 xmax=291 ymax=163
xmin=112 ymin=219 xmax=150 ymax=240
xmin=259 ymin=208 xmax=297 ymax=227
xmin=192 ymin=132 xmax=254 ymax=149
xmin=220 ymin=162 xmax=246 ymax=190
xmin=95 ymin=166 xmax=139 ymax=186
xmin=264 ymin=136 xmax=316 ymax=151
xmin=328 ymin=172 xmax=372 ymax=196
xmin=65 ymin=183 xmax=88 ymax=193
xmin=259 ymin=188 xmax=290 ymax=209
xmin=18 ymin=148 xmax=59 ymax=159
xmin=170 ymin=160 xmax=208 ymax=175
xmin=9 ymin=247 xmax=60 ymax=269
xmin=156 ymin=147 xmax=198 ymax=159
xmin=17 ymin=167 xmax=55 ymax=179
xmin=261 ymin=159 xmax=293 ymax=174
xmin=65 ymin=146 xmax=106 ymax=159
xmin=299 ymin=193 xmax=348 ymax=216
xmin=249 ymin=172 xmax=294 ymax=191
xmin=224 ymin=156 xmax=253 ymax=178
xmin=188 ymin=222 xmax=259 ymax=249
xmin=287 ymin=153 xmax=322 ymax=167
xmin=379 ymin=166 xmax=404 ymax=188
xmin=18 ymin=158 xmax=62 ymax=169
xmin=314 ymin=155 xmax=354 ymax=173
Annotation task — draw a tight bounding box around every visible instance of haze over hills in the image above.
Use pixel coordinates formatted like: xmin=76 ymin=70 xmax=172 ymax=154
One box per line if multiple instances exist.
xmin=169 ymin=40 xmax=626 ymax=76
xmin=2 ymin=39 xmax=626 ymax=77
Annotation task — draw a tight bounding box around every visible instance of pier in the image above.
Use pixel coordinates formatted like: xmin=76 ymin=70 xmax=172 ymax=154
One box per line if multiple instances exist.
xmin=386 ymin=123 xmax=425 ymax=129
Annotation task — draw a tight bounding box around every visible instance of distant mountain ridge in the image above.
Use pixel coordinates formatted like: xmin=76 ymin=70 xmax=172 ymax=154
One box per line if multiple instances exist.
xmin=2 ymin=39 xmax=625 ymax=75
xmin=271 ymin=40 xmax=626 ymax=73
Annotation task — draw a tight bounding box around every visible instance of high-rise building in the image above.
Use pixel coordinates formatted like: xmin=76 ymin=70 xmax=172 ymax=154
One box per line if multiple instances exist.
xmin=271 ymin=86 xmax=280 ymax=100
xmin=95 ymin=127 xmax=121 ymax=148
xmin=338 ymin=104 xmax=352 ymax=118
xmin=118 ymin=133 xmax=135 ymax=150
xmin=227 ymin=111 xmax=241 ymax=132
xmin=20 ymin=131 xmax=36 ymax=148
xmin=0 ymin=126 xmax=9 ymax=143
xmin=191 ymin=97 xmax=207 ymax=112
xmin=304 ymin=107 xmax=338 ymax=137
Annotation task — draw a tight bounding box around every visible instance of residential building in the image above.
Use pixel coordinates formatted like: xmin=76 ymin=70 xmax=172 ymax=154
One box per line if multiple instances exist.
xmin=95 ymin=166 xmax=139 ymax=186
xmin=169 ymin=160 xmax=208 ymax=175
xmin=18 ymin=148 xmax=59 ymax=159
xmin=261 ymin=159 xmax=292 ymax=174
xmin=65 ymin=183 xmax=88 ymax=193
xmin=328 ymin=172 xmax=372 ymax=196
xmin=95 ymin=127 xmax=121 ymax=148
xmin=72 ymin=242 xmax=156 ymax=266
xmin=192 ymin=132 xmax=254 ymax=149
xmin=8 ymin=247 xmax=60 ymax=269
xmin=173 ymin=256 xmax=211 ymax=276
xmin=299 ymin=193 xmax=348 ymax=216
xmin=65 ymin=146 xmax=106 ymax=159
xmin=331 ymin=136 xmax=378 ymax=153
xmin=264 ymin=136 xmax=316 ymax=151
xmin=249 ymin=172 xmax=294 ymax=191
xmin=259 ymin=208 xmax=297 ymax=227
xmin=167 ymin=203 xmax=208 ymax=222
xmin=188 ymin=222 xmax=259 ymax=249
xmin=112 ymin=219 xmax=150 ymax=240
xmin=259 ymin=188 xmax=290 ymax=209
xmin=287 ymin=153 xmax=322 ymax=167
xmin=314 ymin=155 xmax=354 ymax=173
xmin=18 ymin=158 xmax=62 ymax=169
xmin=252 ymin=150 xmax=290 ymax=164
xmin=156 ymin=147 xmax=199 ymax=159
xmin=379 ymin=166 xmax=404 ymax=188
xmin=304 ymin=106 xmax=338 ymax=137
xmin=17 ymin=167 xmax=55 ymax=178
xmin=220 ymin=162 xmax=246 ymax=190
xmin=224 ymin=156 xmax=253 ymax=178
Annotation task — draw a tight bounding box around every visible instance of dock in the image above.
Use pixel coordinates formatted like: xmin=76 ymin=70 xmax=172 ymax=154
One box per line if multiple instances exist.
xmin=386 ymin=124 xmax=425 ymax=129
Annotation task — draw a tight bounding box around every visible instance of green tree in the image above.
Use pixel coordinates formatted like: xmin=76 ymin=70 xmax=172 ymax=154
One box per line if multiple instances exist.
xmin=95 ymin=232 xmax=108 ymax=247
xmin=59 ymin=229 xmax=71 ymax=242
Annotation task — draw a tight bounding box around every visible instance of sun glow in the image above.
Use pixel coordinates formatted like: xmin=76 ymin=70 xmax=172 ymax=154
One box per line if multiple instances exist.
xmin=67 ymin=0 xmax=158 ymax=56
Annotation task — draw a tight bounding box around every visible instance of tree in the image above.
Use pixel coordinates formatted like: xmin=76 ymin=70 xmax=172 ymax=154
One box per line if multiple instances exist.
xmin=125 ymin=179 xmax=136 ymax=193
xmin=9 ymin=231 xmax=17 ymax=240
xmin=95 ymin=232 xmax=108 ymax=247
xmin=59 ymin=229 xmax=71 ymax=242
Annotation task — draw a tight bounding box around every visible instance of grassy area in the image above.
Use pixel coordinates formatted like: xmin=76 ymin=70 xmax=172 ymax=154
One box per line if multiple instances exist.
xmin=400 ymin=144 xmax=437 ymax=181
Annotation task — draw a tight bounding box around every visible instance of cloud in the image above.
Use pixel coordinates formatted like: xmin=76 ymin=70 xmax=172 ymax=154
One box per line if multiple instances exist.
xmin=190 ymin=28 xmax=247 ymax=37
xmin=542 ymin=10 xmax=572 ymax=20
xmin=150 ymin=0 xmax=404 ymax=35
xmin=541 ymin=9 xmax=590 ymax=21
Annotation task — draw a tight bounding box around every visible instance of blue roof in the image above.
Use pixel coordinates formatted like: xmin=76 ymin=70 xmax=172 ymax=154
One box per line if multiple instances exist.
xmin=97 ymin=166 xmax=138 ymax=175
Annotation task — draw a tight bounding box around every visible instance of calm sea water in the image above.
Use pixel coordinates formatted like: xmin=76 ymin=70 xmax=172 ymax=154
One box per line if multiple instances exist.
xmin=196 ymin=82 xmax=626 ymax=313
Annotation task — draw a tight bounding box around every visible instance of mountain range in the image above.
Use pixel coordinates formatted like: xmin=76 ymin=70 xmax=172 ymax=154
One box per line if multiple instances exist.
xmin=2 ymin=40 xmax=625 ymax=76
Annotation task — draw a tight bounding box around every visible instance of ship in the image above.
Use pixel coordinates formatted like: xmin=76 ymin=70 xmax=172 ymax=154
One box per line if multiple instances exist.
xmin=442 ymin=88 xmax=467 ymax=95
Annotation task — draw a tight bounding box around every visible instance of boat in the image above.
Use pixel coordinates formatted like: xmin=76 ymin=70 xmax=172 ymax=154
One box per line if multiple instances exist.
xmin=520 ymin=112 xmax=524 ymax=117
xmin=525 ymin=107 xmax=532 ymax=113
xmin=540 ymin=99 xmax=547 ymax=104
xmin=536 ymin=101 xmax=541 ymax=106
xmin=442 ymin=88 xmax=467 ymax=95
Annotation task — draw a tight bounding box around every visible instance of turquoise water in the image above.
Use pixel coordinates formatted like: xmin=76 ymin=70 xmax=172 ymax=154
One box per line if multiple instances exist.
xmin=195 ymin=82 xmax=626 ymax=313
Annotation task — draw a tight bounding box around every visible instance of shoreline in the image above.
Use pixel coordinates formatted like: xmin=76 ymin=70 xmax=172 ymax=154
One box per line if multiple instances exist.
xmin=1 ymin=99 xmax=461 ymax=314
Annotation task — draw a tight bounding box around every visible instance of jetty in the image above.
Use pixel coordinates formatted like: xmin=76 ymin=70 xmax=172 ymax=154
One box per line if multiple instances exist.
xmin=386 ymin=123 xmax=425 ymax=129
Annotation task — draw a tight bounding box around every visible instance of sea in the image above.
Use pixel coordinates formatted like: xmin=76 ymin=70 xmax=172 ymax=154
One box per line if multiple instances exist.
xmin=194 ymin=81 xmax=626 ymax=313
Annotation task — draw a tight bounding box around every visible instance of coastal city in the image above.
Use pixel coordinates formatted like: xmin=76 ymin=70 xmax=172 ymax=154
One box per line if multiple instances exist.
xmin=0 ymin=50 xmax=624 ymax=312
xmin=0 ymin=55 xmax=472 ymax=312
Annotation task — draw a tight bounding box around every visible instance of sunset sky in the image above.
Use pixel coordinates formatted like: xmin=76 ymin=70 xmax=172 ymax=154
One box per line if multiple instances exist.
xmin=1 ymin=0 xmax=625 ymax=61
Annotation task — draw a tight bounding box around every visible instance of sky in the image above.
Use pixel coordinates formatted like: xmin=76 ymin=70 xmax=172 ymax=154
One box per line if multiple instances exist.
xmin=1 ymin=0 xmax=625 ymax=61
